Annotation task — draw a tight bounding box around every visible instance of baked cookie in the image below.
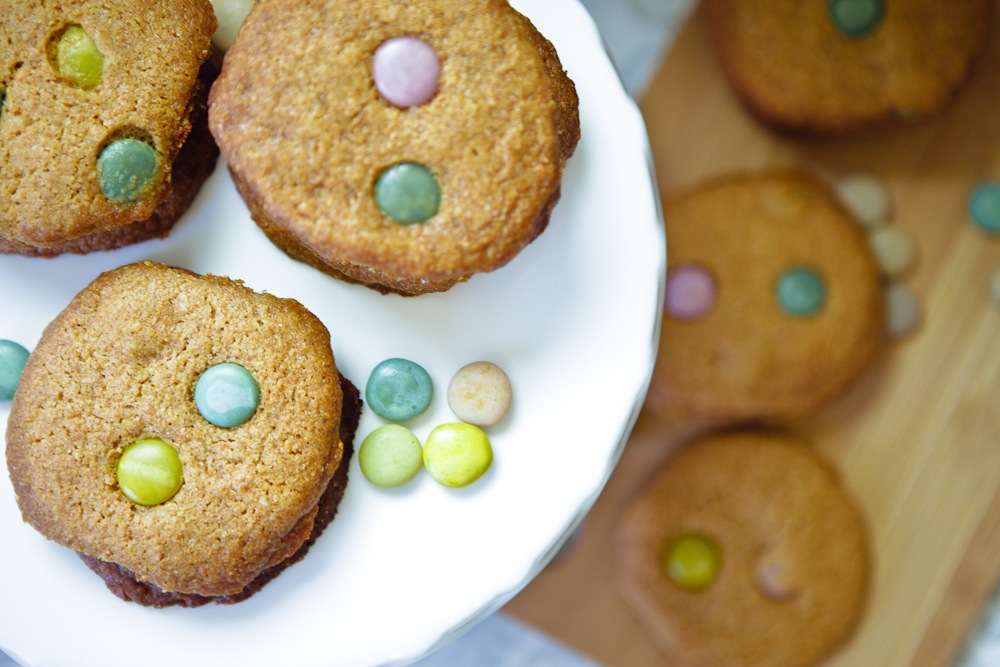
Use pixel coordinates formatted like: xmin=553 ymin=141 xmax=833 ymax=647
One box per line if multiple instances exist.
xmin=706 ymin=0 xmax=994 ymax=134
xmin=616 ymin=430 xmax=870 ymax=667
xmin=645 ymin=170 xmax=884 ymax=425
xmin=0 ymin=0 xmax=218 ymax=256
xmin=6 ymin=261 xmax=360 ymax=605
xmin=208 ymin=0 xmax=580 ymax=295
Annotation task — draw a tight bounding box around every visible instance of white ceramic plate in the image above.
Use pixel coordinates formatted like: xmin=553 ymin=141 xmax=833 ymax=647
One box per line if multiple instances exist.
xmin=0 ymin=1 xmax=664 ymax=665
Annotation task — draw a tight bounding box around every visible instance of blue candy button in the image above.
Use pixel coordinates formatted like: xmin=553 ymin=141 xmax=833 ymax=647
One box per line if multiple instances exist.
xmin=194 ymin=362 xmax=260 ymax=427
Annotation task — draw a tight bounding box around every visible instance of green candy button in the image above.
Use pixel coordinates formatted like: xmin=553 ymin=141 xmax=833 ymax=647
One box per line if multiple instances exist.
xmin=359 ymin=424 xmax=424 ymax=488
xmin=776 ymin=266 xmax=827 ymax=317
xmin=97 ymin=138 xmax=159 ymax=204
xmin=117 ymin=437 xmax=184 ymax=506
xmin=56 ymin=25 xmax=104 ymax=89
xmin=664 ymin=533 xmax=721 ymax=591
xmin=375 ymin=162 xmax=441 ymax=224
xmin=0 ymin=339 xmax=30 ymax=401
xmin=829 ymin=0 xmax=884 ymax=38
xmin=423 ymin=422 xmax=492 ymax=488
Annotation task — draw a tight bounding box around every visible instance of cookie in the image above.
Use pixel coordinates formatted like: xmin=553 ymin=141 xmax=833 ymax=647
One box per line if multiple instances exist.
xmin=644 ymin=170 xmax=884 ymax=425
xmin=6 ymin=261 xmax=359 ymax=603
xmin=208 ymin=0 xmax=580 ymax=296
xmin=0 ymin=0 xmax=218 ymax=256
xmin=616 ymin=430 xmax=870 ymax=667
xmin=706 ymin=0 xmax=994 ymax=134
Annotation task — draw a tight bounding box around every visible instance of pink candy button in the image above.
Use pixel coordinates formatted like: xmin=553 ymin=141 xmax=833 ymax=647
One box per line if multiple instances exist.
xmin=665 ymin=264 xmax=716 ymax=320
xmin=373 ymin=36 xmax=441 ymax=108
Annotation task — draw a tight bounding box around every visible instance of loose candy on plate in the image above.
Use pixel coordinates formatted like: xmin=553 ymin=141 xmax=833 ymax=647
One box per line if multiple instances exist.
xmin=447 ymin=361 xmax=513 ymax=427
xmin=366 ymin=357 xmax=434 ymax=422
xmin=422 ymin=422 xmax=493 ymax=488
xmin=359 ymin=424 xmax=424 ymax=489
xmin=0 ymin=339 xmax=30 ymax=401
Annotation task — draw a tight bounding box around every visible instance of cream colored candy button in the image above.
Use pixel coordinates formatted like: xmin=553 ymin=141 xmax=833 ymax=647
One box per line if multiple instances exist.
xmin=209 ymin=0 xmax=256 ymax=51
xmin=885 ymin=283 xmax=921 ymax=339
xmin=447 ymin=361 xmax=512 ymax=427
xmin=869 ymin=226 xmax=918 ymax=280
xmin=836 ymin=173 xmax=891 ymax=229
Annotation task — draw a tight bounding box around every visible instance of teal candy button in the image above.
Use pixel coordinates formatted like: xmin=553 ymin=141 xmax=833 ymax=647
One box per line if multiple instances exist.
xmin=97 ymin=138 xmax=159 ymax=204
xmin=969 ymin=182 xmax=1000 ymax=235
xmin=374 ymin=163 xmax=441 ymax=224
xmin=366 ymin=357 xmax=433 ymax=421
xmin=829 ymin=0 xmax=884 ymax=38
xmin=194 ymin=363 xmax=260 ymax=428
xmin=0 ymin=339 xmax=30 ymax=401
xmin=776 ymin=266 xmax=827 ymax=317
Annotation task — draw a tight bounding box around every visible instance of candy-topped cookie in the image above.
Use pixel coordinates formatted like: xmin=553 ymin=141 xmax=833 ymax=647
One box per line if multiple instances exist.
xmin=208 ymin=0 xmax=580 ymax=295
xmin=5 ymin=262 xmax=361 ymax=606
xmin=616 ymin=431 xmax=870 ymax=667
xmin=706 ymin=0 xmax=994 ymax=134
xmin=645 ymin=170 xmax=885 ymax=425
xmin=0 ymin=0 xmax=218 ymax=256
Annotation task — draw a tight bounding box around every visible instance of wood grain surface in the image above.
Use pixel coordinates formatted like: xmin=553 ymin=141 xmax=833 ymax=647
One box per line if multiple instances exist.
xmin=504 ymin=3 xmax=1000 ymax=666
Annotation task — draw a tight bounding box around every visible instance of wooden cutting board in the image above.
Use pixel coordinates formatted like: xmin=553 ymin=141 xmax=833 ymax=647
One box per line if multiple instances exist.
xmin=504 ymin=3 xmax=1000 ymax=666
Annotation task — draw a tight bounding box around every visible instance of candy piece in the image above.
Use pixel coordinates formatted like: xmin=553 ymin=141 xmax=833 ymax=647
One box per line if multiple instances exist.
xmin=869 ymin=226 xmax=917 ymax=280
xmin=366 ymin=357 xmax=433 ymax=421
xmin=359 ymin=424 xmax=424 ymax=488
xmin=968 ymin=182 xmax=1000 ymax=235
xmin=97 ymin=138 xmax=159 ymax=203
xmin=664 ymin=264 xmax=716 ymax=320
xmin=0 ymin=339 xmax=30 ymax=401
xmin=447 ymin=361 xmax=512 ymax=427
xmin=776 ymin=266 xmax=827 ymax=317
xmin=829 ymin=0 xmax=884 ymax=38
xmin=374 ymin=163 xmax=441 ymax=224
xmin=56 ymin=25 xmax=104 ymax=89
xmin=423 ymin=422 xmax=493 ymax=488
xmin=885 ymin=283 xmax=921 ymax=339
xmin=663 ymin=533 xmax=721 ymax=590
xmin=194 ymin=362 xmax=260 ymax=428
xmin=116 ymin=437 xmax=184 ymax=506
xmin=836 ymin=172 xmax=890 ymax=228
xmin=209 ymin=0 xmax=257 ymax=52
xmin=373 ymin=36 xmax=441 ymax=108
xmin=755 ymin=551 xmax=799 ymax=601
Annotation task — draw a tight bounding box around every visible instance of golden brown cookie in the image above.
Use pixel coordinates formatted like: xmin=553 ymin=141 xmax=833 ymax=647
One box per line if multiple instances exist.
xmin=6 ymin=261 xmax=358 ymax=602
xmin=0 ymin=0 xmax=218 ymax=255
xmin=644 ymin=170 xmax=884 ymax=425
xmin=616 ymin=430 xmax=870 ymax=667
xmin=706 ymin=0 xmax=993 ymax=134
xmin=208 ymin=0 xmax=580 ymax=296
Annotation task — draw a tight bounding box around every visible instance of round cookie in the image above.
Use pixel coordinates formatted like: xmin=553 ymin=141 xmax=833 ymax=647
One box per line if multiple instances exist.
xmin=0 ymin=0 xmax=219 ymax=256
xmin=5 ymin=261 xmax=360 ymax=604
xmin=616 ymin=431 xmax=870 ymax=667
xmin=645 ymin=170 xmax=885 ymax=425
xmin=705 ymin=0 xmax=994 ymax=134
xmin=208 ymin=0 xmax=580 ymax=295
